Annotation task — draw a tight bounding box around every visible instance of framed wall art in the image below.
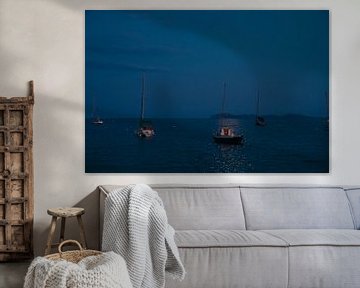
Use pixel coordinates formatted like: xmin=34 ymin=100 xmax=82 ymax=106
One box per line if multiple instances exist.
xmin=85 ymin=10 xmax=329 ymax=173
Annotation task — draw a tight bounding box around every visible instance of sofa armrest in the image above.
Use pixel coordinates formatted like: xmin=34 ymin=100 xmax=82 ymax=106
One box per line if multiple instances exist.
xmin=99 ymin=186 xmax=109 ymax=250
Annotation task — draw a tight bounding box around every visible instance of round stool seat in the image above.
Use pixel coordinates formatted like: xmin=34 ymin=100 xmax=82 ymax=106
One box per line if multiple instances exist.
xmin=45 ymin=207 xmax=88 ymax=255
xmin=47 ymin=207 xmax=85 ymax=218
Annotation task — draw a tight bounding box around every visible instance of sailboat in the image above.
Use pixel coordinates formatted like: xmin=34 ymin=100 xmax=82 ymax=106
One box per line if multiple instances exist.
xmin=213 ymin=82 xmax=244 ymax=145
xmin=91 ymin=94 xmax=103 ymax=125
xmin=255 ymin=90 xmax=265 ymax=126
xmin=137 ymin=73 xmax=155 ymax=138
xmin=92 ymin=116 xmax=103 ymax=125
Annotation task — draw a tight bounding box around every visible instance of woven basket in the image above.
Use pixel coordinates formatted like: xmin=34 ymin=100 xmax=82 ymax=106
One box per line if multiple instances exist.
xmin=45 ymin=240 xmax=102 ymax=263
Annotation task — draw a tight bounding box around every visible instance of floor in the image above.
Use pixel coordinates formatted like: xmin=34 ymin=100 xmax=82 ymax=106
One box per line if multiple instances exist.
xmin=0 ymin=261 xmax=30 ymax=288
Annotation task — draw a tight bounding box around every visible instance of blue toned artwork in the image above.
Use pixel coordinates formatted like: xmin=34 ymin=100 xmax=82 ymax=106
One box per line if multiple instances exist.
xmin=85 ymin=10 xmax=329 ymax=173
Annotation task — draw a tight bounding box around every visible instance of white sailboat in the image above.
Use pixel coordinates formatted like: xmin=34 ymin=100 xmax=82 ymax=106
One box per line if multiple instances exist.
xmin=137 ymin=73 xmax=155 ymax=138
xmin=255 ymin=90 xmax=265 ymax=127
xmin=213 ymin=82 xmax=243 ymax=145
xmin=92 ymin=94 xmax=103 ymax=125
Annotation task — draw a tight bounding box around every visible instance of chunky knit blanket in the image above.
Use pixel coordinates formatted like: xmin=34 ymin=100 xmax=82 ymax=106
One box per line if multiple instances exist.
xmin=24 ymin=251 xmax=132 ymax=288
xmin=102 ymin=184 xmax=185 ymax=288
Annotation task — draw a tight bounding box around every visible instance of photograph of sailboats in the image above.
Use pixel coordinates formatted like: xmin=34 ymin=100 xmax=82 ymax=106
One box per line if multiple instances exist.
xmin=85 ymin=10 xmax=329 ymax=173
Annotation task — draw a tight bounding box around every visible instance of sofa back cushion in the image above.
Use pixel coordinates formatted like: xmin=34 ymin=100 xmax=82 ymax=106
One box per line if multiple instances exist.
xmin=345 ymin=188 xmax=360 ymax=229
xmin=241 ymin=187 xmax=355 ymax=230
xmin=154 ymin=186 xmax=246 ymax=230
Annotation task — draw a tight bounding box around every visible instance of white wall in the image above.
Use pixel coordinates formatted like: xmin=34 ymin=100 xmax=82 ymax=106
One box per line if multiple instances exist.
xmin=0 ymin=0 xmax=359 ymax=256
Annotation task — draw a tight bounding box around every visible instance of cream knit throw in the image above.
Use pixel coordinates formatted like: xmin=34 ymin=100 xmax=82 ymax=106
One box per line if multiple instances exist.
xmin=102 ymin=184 xmax=185 ymax=288
xmin=23 ymin=251 xmax=132 ymax=288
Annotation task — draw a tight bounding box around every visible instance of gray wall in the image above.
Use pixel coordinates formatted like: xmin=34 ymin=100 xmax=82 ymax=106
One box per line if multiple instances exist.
xmin=0 ymin=0 xmax=359 ymax=256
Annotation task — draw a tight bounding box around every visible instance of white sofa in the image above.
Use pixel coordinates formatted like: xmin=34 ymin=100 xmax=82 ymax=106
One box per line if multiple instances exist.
xmin=99 ymin=185 xmax=360 ymax=288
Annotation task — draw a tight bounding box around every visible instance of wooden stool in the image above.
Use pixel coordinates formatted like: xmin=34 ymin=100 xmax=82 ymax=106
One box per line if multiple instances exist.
xmin=45 ymin=207 xmax=87 ymax=255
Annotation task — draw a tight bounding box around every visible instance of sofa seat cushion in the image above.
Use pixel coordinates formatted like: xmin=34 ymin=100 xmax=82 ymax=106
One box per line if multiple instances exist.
xmin=166 ymin=246 xmax=289 ymax=288
xmin=262 ymin=229 xmax=360 ymax=246
xmin=175 ymin=230 xmax=288 ymax=248
xmin=260 ymin=230 xmax=360 ymax=288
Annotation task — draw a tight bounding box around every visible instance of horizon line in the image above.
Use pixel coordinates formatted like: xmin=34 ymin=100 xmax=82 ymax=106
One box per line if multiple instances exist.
xmin=86 ymin=114 xmax=329 ymax=120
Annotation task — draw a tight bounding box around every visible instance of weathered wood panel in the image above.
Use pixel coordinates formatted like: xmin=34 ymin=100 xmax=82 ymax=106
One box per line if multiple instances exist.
xmin=0 ymin=81 xmax=34 ymax=261
xmin=0 ymin=111 xmax=4 ymax=126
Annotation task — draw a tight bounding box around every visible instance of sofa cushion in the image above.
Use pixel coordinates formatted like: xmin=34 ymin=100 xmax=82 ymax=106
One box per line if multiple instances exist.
xmin=100 ymin=185 xmax=246 ymax=230
xmin=154 ymin=186 xmax=246 ymax=230
xmin=241 ymin=187 xmax=355 ymax=230
xmin=261 ymin=230 xmax=360 ymax=288
xmin=165 ymin=247 xmax=288 ymax=288
xmin=175 ymin=230 xmax=287 ymax=248
xmin=262 ymin=229 xmax=360 ymax=246
xmin=287 ymin=246 xmax=360 ymax=288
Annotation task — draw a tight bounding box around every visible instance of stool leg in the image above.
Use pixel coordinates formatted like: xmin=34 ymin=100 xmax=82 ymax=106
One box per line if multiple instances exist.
xmin=45 ymin=216 xmax=57 ymax=255
xmin=60 ymin=217 xmax=66 ymax=243
xmin=77 ymin=215 xmax=87 ymax=249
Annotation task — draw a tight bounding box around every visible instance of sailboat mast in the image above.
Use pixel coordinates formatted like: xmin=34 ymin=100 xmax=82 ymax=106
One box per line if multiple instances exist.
xmin=220 ymin=82 xmax=226 ymax=126
xmin=221 ymin=82 xmax=227 ymax=115
xmin=92 ymin=94 xmax=95 ymax=119
xmin=256 ymin=90 xmax=260 ymax=117
xmin=140 ymin=73 xmax=145 ymax=122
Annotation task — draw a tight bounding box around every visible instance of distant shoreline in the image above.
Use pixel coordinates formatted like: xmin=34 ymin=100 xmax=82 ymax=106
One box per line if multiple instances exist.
xmin=85 ymin=114 xmax=329 ymax=121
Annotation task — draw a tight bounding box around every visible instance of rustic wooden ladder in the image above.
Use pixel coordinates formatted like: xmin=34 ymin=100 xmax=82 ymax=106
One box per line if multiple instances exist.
xmin=0 ymin=81 xmax=34 ymax=261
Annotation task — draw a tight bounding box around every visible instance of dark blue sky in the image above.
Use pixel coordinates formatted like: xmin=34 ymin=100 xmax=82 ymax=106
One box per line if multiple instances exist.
xmin=85 ymin=10 xmax=329 ymax=118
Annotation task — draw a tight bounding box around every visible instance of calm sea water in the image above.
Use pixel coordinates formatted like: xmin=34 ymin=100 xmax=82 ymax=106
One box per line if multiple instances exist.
xmin=85 ymin=116 xmax=329 ymax=173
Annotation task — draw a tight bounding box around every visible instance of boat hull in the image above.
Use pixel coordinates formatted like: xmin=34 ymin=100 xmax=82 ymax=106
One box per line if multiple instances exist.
xmin=256 ymin=116 xmax=265 ymax=127
xmin=137 ymin=128 xmax=155 ymax=138
xmin=213 ymin=135 xmax=244 ymax=145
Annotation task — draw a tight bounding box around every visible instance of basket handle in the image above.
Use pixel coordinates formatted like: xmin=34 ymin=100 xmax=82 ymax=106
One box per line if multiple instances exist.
xmin=58 ymin=240 xmax=83 ymax=255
